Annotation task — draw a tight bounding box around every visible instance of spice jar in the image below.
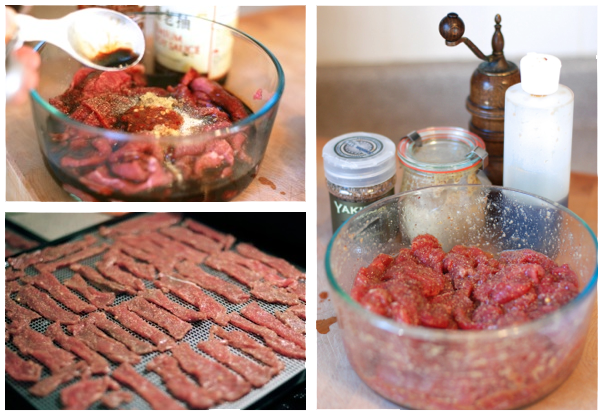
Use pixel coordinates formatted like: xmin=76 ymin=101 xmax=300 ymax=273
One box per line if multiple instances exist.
xmin=323 ymin=132 xmax=396 ymax=232
xmin=397 ymin=127 xmax=489 ymax=192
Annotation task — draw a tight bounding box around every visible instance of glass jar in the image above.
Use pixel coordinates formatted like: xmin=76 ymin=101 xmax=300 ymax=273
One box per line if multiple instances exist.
xmin=397 ymin=127 xmax=489 ymax=192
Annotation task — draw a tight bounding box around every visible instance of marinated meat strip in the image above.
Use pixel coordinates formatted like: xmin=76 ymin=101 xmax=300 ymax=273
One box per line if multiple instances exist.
xmin=104 ymin=249 xmax=156 ymax=280
xmin=288 ymin=304 xmax=306 ymax=320
xmin=99 ymin=213 xmax=182 ymax=237
xmin=29 ymin=361 xmax=89 ymax=397
xmin=101 ymin=390 xmax=133 ymax=409
xmin=46 ymin=322 xmax=110 ymax=375
xmin=204 ymin=254 xmax=262 ymax=286
xmin=16 ymin=285 xmax=81 ymax=324
xmin=70 ymin=263 xmax=133 ymax=294
xmin=237 ymin=243 xmax=305 ymax=280
xmin=175 ymin=260 xmax=250 ymax=303
xmin=276 ymin=309 xmax=306 ymax=334
xmin=287 ymin=281 xmax=306 ymax=302
xmin=36 ymin=243 xmax=109 ymax=273
xmin=67 ymin=321 xmax=141 ymax=364
xmin=250 ymin=281 xmax=300 ymax=306
xmin=141 ymin=289 xmax=205 ymax=322
xmin=210 ymin=325 xmax=284 ymax=373
xmin=61 ymin=376 xmax=112 ymax=410
xmin=218 ymin=250 xmax=285 ymax=283
xmin=21 ymin=272 xmax=97 ymax=313
xmin=5 ymin=268 xmax=25 ymax=281
xmin=160 ymin=226 xmax=222 ymax=254
xmin=86 ymin=312 xmax=156 ymax=354
xmin=154 ymin=275 xmax=229 ymax=325
xmin=125 ymin=297 xmax=192 ymax=340
xmin=5 ymin=347 xmax=43 ymax=382
xmin=106 ymin=303 xmax=176 ymax=351
xmin=147 ymin=355 xmax=215 ymax=409
xmin=5 ymin=229 xmax=38 ymax=250
xmin=241 ymin=302 xmax=305 ymax=349
xmin=6 ymin=295 xmax=42 ymax=326
xmin=114 ymin=240 xmax=175 ymax=274
xmin=171 ymin=342 xmax=251 ymax=403
xmin=146 ymin=231 xmax=208 ymax=264
xmin=6 ymin=280 xmax=22 ymax=295
xmin=183 ymin=219 xmax=236 ymax=250
xmin=9 ymin=325 xmax=76 ymax=373
xmin=96 ymin=257 xmax=146 ymax=292
xmin=229 ymin=314 xmax=306 ymax=360
xmin=64 ymin=273 xmax=116 ymax=309
xmin=198 ymin=337 xmax=274 ymax=388
xmin=112 ymin=363 xmax=186 ymax=410
xmin=8 ymin=235 xmax=96 ymax=270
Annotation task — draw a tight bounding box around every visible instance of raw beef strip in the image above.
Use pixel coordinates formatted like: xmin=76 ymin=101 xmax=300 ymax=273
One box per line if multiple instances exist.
xmin=146 ymin=231 xmax=208 ymax=264
xmin=275 ymin=309 xmax=306 ymax=334
xmin=175 ymin=260 xmax=250 ymax=303
xmin=171 ymin=342 xmax=251 ymax=403
xmin=35 ymin=243 xmax=109 ymax=273
xmin=241 ymin=302 xmax=305 ymax=349
xmin=104 ymin=249 xmax=155 ymax=280
xmin=96 ymin=258 xmax=145 ymax=292
xmin=101 ymin=391 xmax=133 ymax=409
xmin=5 ymin=268 xmax=25 ymax=281
xmin=287 ymin=281 xmax=306 ymax=302
xmin=46 ymin=322 xmax=110 ymax=374
xmin=160 ymin=226 xmax=222 ymax=254
xmin=86 ymin=312 xmax=156 ymax=354
xmin=204 ymin=254 xmax=262 ymax=286
xmin=67 ymin=321 xmax=141 ymax=364
xmin=5 ymin=295 xmax=42 ymax=325
xmin=184 ymin=219 xmax=236 ymax=250
xmin=250 ymin=281 xmax=300 ymax=306
xmin=288 ymin=304 xmax=306 ymax=320
xmin=198 ymin=337 xmax=274 ymax=388
xmin=210 ymin=325 xmax=284 ymax=373
xmin=147 ymin=355 xmax=215 ymax=409
xmin=112 ymin=363 xmax=185 ymax=410
xmin=229 ymin=314 xmax=306 ymax=360
xmin=154 ymin=275 xmax=229 ymax=325
xmin=114 ymin=241 xmax=175 ymax=274
xmin=5 ymin=280 xmax=21 ymax=295
xmin=141 ymin=289 xmax=205 ymax=322
xmin=99 ymin=213 xmax=182 ymax=237
xmin=70 ymin=263 xmax=133 ymax=294
xmin=8 ymin=235 xmax=96 ymax=270
xmin=5 ymin=229 xmax=38 ymax=250
xmin=64 ymin=273 xmax=116 ymax=309
xmin=106 ymin=303 xmax=176 ymax=352
xmin=29 ymin=361 xmax=89 ymax=397
xmin=10 ymin=325 xmax=76 ymax=373
xmin=21 ymin=272 xmax=97 ymax=313
xmin=125 ymin=297 xmax=192 ymax=340
xmin=61 ymin=376 xmax=112 ymax=410
xmin=16 ymin=285 xmax=81 ymax=324
xmin=236 ymin=243 xmax=305 ymax=280
xmin=5 ymin=347 xmax=42 ymax=382
xmin=218 ymin=251 xmax=285 ymax=282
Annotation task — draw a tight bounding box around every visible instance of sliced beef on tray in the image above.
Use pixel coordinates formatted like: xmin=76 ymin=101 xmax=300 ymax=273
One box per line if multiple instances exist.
xmin=15 ymin=285 xmax=81 ymax=324
xmin=217 ymin=251 xmax=285 ymax=282
xmin=6 ymin=280 xmax=22 ymax=295
xmin=35 ymin=243 xmax=109 ymax=273
xmin=112 ymin=363 xmax=186 ymax=410
xmin=96 ymin=257 xmax=146 ymax=292
xmin=236 ymin=243 xmax=305 ymax=281
xmin=154 ymin=275 xmax=229 ymax=326
xmin=99 ymin=213 xmax=182 ymax=237
xmin=287 ymin=304 xmax=306 ymax=320
xmin=9 ymin=325 xmax=76 ymax=373
xmin=125 ymin=296 xmax=192 ymax=340
xmin=6 ymin=295 xmax=43 ymax=326
xmin=141 ymin=289 xmax=205 ymax=322
xmin=147 ymin=355 xmax=215 ymax=409
xmin=103 ymin=249 xmax=156 ymax=281
xmin=60 ymin=376 xmax=113 ymax=410
xmin=276 ymin=309 xmax=306 ymax=334
xmin=5 ymin=347 xmax=43 ymax=382
xmin=21 ymin=272 xmax=97 ymax=313
xmin=101 ymin=390 xmax=133 ymax=409
xmin=106 ymin=303 xmax=176 ymax=352
xmin=171 ymin=342 xmax=251 ymax=403
xmin=210 ymin=325 xmax=284 ymax=374
xmin=287 ymin=281 xmax=306 ymax=302
xmin=198 ymin=337 xmax=274 ymax=388
xmin=241 ymin=302 xmax=306 ymax=350
xmin=5 ymin=268 xmax=25 ymax=281
xmin=145 ymin=232 xmax=208 ymax=264
xmin=70 ymin=263 xmax=133 ymax=295
xmin=29 ymin=361 xmax=89 ymax=397
xmin=183 ymin=219 xmax=236 ymax=250
xmin=86 ymin=312 xmax=156 ymax=354
xmin=113 ymin=240 xmax=176 ymax=274
xmin=64 ymin=273 xmax=116 ymax=309
xmin=250 ymin=280 xmax=300 ymax=306
xmin=8 ymin=234 xmax=97 ymax=270
xmin=204 ymin=253 xmax=262 ymax=287
xmin=174 ymin=260 xmax=250 ymax=304
xmin=46 ymin=322 xmax=110 ymax=375
xmin=66 ymin=321 xmax=141 ymax=364
xmin=159 ymin=226 xmax=222 ymax=254
xmin=228 ymin=314 xmax=306 ymax=360
xmin=5 ymin=229 xmax=38 ymax=250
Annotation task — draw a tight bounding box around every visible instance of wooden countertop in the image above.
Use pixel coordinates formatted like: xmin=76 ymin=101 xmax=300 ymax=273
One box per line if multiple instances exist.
xmin=6 ymin=6 xmax=305 ymax=201
xmin=316 ymin=136 xmax=598 ymax=409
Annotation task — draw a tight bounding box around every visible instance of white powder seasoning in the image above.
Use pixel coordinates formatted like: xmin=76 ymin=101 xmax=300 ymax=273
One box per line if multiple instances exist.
xmin=137 ymin=92 xmax=209 ymax=137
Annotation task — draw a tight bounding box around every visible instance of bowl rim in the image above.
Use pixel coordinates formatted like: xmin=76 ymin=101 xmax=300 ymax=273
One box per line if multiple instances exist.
xmin=325 ymin=184 xmax=598 ymax=341
xmin=30 ymin=11 xmax=286 ymax=142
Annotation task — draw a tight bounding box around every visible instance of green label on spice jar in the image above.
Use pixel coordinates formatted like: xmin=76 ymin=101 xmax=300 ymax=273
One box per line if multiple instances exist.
xmin=329 ymin=189 xmax=394 ymax=232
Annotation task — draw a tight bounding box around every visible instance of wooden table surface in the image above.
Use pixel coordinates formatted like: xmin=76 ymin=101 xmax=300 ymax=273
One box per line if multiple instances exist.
xmin=6 ymin=6 xmax=305 ymax=202
xmin=316 ymin=136 xmax=598 ymax=409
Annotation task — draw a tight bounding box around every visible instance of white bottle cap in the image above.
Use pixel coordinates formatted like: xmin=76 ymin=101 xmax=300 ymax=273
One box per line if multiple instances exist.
xmin=520 ymin=53 xmax=562 ymax=95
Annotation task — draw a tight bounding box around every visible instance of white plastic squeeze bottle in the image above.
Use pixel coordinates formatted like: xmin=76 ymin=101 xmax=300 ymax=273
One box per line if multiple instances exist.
xmin=503 ymin=53 xmax=574 ymax=207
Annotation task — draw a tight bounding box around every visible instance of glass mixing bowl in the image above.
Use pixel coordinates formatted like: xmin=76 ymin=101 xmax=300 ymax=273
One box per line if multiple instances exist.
xmin=30 ymin=11 xmax=284 ymax=201
xmin=325 ymin=185 xmax=597 ymax=409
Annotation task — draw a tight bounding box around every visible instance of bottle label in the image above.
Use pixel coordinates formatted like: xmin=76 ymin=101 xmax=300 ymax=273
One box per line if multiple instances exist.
xmin=329 ymin=189 xmax=394 ymax=232
xmin=334 ymin=136 xmax=383 ymax=159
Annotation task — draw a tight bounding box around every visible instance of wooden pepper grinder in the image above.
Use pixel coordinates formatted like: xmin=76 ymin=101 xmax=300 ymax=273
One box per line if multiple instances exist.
xmin=439 ymin=12 xmax=520 ymax=185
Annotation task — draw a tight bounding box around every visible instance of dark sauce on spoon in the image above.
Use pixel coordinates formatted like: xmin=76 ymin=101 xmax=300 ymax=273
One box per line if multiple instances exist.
xmin=91 ymin=47 xmax=139 ymax=69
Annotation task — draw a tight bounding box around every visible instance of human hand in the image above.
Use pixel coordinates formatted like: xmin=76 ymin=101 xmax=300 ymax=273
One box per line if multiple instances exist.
xmin=6 ymin=7 xmax=40 ymax=104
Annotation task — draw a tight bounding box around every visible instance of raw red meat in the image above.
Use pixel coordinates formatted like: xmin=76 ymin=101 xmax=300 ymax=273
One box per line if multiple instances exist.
xmin=218 ymin=250 xmax=284 ymax=282
xmin=16 ymin=285 xmax=81 ymax=324
xmin=125 ymin=296 xmax=192 ymax=340
xmin=67 ymin=321 xmax=141 ymax=364
xmin=250 ymin=281 xmax=300 ymax=306
xmin=9 ymin=325 xmax=76 ymax=373
xmin=160 ymin=226 xmax=222 ymax=254
xmin=64 ymin=273 xmax=116 ymax=309
xmin=99 ymin=213 xmax=182 ymax=237
xmin=96 ymin=257 xmax=146 ymax=292
xmin=5 ymin=347 xmax=42 ymax=382
xmin=103 ymin=249 xmax=156 ymax=280
xmin=236 ymin=243 xmax=305 ymax=280
xmin=36 ymin=244 xmax=109 ymax=273
xmin=114 ymin=238 xmax=176 ymax=274
xmin=8 ymin=234 xmax=97 ymax=270
xmin=184 ymin=219 xmax=236 ymax=250
xmin=5 ymin=268 xmax=25 ymax=281
xmin=70 ymin=263 xmax=133 ymax=294
xmin=189 ymin=76 xmax=249 ymax=122
xmin=29 ymin=361 xmax=89 ymax=397
xmin=287 ymin=281 xmax=306 ymax=302
xmin=147 ymin=355 xmax=215 ymax=409
xmin=241 ymin=302 xmax=306 ymax=349
xmin=286 ymin=304 xmax=305 ymax=321
xmin=112 ymin=363 xmax=186 ymax=410
xmin=5 ymin=280 xmax=21 ymax=295
xmin=61 ymin=376 xmax=112 ymax=410
xmin=276 ymin=309 xmax=306 ymax=334
xmin=101 ymin=390 xmax=133 ymax=409
xmin=175 ymin=260 xmax=250 ymax=303
xmin=5 ymin=295 xmax=42 ymax=326
xmin=21 ymin=272 xmax=97 ymax=313
xmin=146 ymin=231 xmax=208 ymax=264
xmin=86 ymin=312 xmax=156 ymax=354
xmin=141 ymin=289 xmax=205 ymax=322
xmin=5 ymin=229 xmax=38 ymax=250
xmin=204 ymin=253 xmax=262 ymax=286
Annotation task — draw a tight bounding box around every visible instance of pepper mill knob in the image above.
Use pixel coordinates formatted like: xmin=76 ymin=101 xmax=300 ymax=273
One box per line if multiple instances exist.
xmin=439 ymin=12 xmax=465 ymax=43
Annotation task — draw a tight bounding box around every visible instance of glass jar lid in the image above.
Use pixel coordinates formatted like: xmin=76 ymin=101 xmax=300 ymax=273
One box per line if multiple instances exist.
xmin=397 ymin=126 xmax=488 ymax=174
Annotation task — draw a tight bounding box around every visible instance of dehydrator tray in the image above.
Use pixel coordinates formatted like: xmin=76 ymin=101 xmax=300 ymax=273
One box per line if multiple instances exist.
xmin=5 ymin=213 xmax=306 ymax=410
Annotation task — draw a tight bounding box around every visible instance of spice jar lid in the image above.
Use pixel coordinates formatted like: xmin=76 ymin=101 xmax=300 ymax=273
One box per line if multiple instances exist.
xmin=397 ymin=127 xmax=487 ymax=174
xmin=322 ymin=132 xmax=397 ymax=188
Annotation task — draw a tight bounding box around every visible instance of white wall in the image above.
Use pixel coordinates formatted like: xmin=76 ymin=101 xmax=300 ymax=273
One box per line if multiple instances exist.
xmin=317 ymin=6 xmax=597 ymax=65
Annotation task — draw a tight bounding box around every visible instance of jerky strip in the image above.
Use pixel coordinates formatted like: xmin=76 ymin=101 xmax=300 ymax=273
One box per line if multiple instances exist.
xmin=60 ymin=376 xmax=112 ymax=410
xmin=183 ymin=219 xmax=236 ymax=250
xmin=288 ymin=304 xmax=306 ymax=320
xmin=175 ymin=260 xmax=250 ymax=303
xmin=35 ymin=243 xmax=109 ymax=273
xmin=86 ymin=312 xmax=156 ymax=354
xmin=5 ymin=268 xmax=25 ymax=281
xmin=67 ymin=321 xmax=141 ymax=364
xmin=237 ymin=243 xmax=305 ymax=280
xmin=10 ymin=325 xmax=76 ymax=373
xmin=241 ymin=302 xmax=305 ymax=349
xmin=126 ymin=297 xmax=192 ymax=340
xmin=22 ymin=271 xmax=97 ymax=313
xmin=5 ymin=280 xmax=22 ymax=295
xmin=16 ymin=285 xmax=80 ymax=324
xmin=64 ymin=273 xmax=116 ymax=309
xmin=160 ymin=226 xmax=222 ymax=254
xmin=276 ymin=309 xmax=306 ymax=334
xmin=29 ymin=362 xmax=88 ymax=397
xmin=5 ymin=347 xmax=43 ymax=382
xmin=146 ymin=231 xmax=208 ymax=264
xmin=99 ymin=213 xmax=182 ymax=237
xmin=5 ymin=295 xmax=42 ymax=325
xmin=8 ymin=235 xmax=96 ymax=270
xmin=101 ymin=391 xmax=133 ymax=409
xmin=142 ymin=289 xmax=205 ymax=322
xmin=250 ymin=281 xmax=300 ymax=306
xmin=104 ymin=249 xmax=156 ymax=280
xmin=70 ymin=263 xmax=132 ymax=294
xmin=96 ymin=257 xmax=145 ymax=292
xmin=204 ymin=254 xmax=262 ymax=286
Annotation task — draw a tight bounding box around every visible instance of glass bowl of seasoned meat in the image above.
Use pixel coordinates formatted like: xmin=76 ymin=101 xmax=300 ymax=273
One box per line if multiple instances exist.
xmin=30 ymin=11 xmax=284 ymax=201
xmin=325 ymin=185 xmax=597 ymax=409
